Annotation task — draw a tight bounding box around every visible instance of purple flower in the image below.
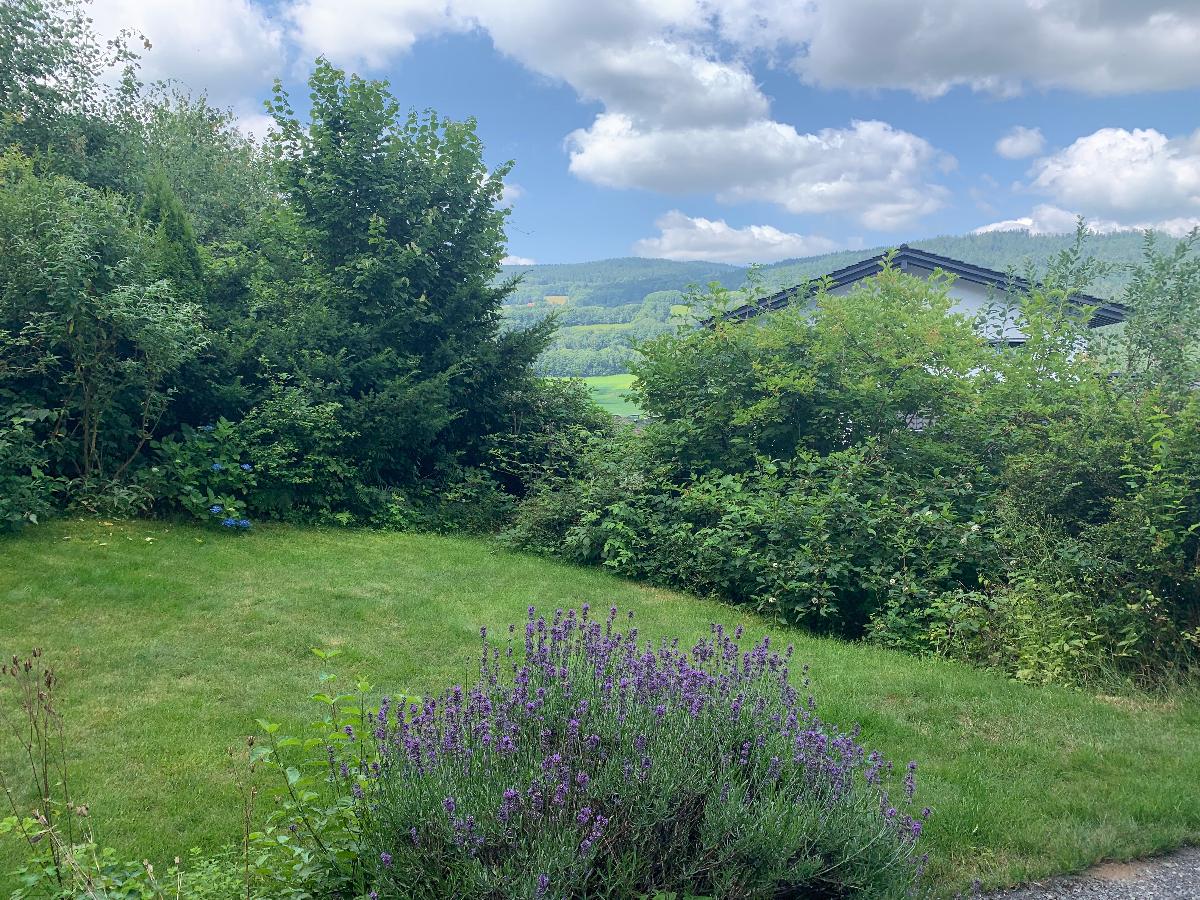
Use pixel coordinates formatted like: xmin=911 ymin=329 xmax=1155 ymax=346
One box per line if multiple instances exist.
xmin=379 ymin=852 xmax=393 ymax=868
xmin=443 ymin=796 xmax=456 ymax=815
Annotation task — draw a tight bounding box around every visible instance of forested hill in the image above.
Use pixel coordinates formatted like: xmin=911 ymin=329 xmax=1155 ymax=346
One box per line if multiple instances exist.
xmin=503 ymin=230 xmax=1173 ymax=377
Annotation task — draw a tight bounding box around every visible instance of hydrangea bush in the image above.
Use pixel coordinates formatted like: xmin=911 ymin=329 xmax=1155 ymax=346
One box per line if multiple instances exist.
xmin=260 ymin=607 xmax=928 ymax=899
xmin=150 ymin=420 xmax=256 ymax=527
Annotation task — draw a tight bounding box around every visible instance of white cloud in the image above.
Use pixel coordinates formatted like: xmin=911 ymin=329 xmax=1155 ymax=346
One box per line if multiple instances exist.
xmin=715 ymin=0 xmax=1200 ymax=96
xmin=277 ymin=0 xmax=950 ymax=229
xmin=569 ymin=117 xmax=950 ymax=230
xmin=980 ymin=125 xmax=1200 ymax=237
xmin=500 ymin=182 xmax=524 ymax=206
xmin=234 ymin=110 xmax=276 ymax=141
xmin=501 ymin=255 xmax=537 ymax=266
xmin=287 ymin=0 xmax=462 ymax=70
xmin=634 ymin=211 xmax=838 ymax=263
xmin=89 ymin=0 xmax=284 ymax=106
xmin=995 ymin=126 xmax=1045 ymax=160
xmin=975 ymin=204 xmax=1200 ymax=237
xmin=974 ymin=204 xmax=1087 ymax=236
xmin=1030 ymin=127 xmax=1200 ymax=221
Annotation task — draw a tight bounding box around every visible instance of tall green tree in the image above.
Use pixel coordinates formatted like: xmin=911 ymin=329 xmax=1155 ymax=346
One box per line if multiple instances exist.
xmin=140 ymin=170 xmax=205 ymax=303
xmin=263 ymin=60 xmax=550 ymax=486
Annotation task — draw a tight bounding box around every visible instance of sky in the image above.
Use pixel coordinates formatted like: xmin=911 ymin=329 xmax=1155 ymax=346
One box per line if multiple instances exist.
xmin=88 ymin=0 xmax=1200 ymax=265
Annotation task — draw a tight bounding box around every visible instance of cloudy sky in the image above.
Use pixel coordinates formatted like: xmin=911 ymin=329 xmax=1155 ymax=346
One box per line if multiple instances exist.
xmin=90 ymin=0 xmax=1200 ymax=264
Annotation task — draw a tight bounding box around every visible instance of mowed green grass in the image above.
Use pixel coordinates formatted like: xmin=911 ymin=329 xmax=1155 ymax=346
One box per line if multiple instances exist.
xmin=3 ymin=520 xmax=1199 ymax=895
xmin=580 ymin=373 xmax=642 ymax=417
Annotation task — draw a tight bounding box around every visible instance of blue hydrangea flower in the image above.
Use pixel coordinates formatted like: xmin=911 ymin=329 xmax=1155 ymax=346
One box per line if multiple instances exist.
xmin=209 ymin=505 xmax=223 ymax=514
xmin=221 ymin=517 xmax=236 ymax=527
xmin=211 ymin=462 xmax=224 ymax=472
xmin=239 ymin=463 xmax=253 ymax=472
xmin=200 ymin=424 xmax=215 ymax=433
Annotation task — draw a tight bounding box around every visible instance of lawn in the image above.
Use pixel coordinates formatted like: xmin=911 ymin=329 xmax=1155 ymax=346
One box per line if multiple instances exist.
xmin=2 ymin=519 xmax=1199 ymax=896
xmin=580 ymin=373 xmax=642 ymax=417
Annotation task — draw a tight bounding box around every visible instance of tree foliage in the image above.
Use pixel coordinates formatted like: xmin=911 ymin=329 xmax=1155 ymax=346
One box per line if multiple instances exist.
xmin=511 ymin=242 xmax=1200 ymax=686
xmin=0 ymin=5 xmax=575 ymax=527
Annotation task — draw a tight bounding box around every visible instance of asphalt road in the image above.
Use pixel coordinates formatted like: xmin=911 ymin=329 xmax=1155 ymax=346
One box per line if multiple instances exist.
xmin=983 ymin=847 xmax=1200 ymax=900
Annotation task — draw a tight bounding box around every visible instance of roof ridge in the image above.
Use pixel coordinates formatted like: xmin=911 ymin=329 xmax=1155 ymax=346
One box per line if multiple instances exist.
xmin=724 ymin=246 xmax=1128 ymax=326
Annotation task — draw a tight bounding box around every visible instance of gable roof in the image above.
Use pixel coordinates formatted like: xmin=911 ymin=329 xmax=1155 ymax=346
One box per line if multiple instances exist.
xmin=726 ymin=245 xmax=1129 ymax=327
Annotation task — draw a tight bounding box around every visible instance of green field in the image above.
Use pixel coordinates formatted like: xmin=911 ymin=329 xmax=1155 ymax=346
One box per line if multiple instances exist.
xmin=581 ymin=373 xmax=642 ymax=416
xmin=2 ymin=520 xmax=1199 ymax=895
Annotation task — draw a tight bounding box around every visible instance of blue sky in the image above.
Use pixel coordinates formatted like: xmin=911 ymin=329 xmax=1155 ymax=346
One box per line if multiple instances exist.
xmin=91 ymin=0 xmax=1200 ymax=264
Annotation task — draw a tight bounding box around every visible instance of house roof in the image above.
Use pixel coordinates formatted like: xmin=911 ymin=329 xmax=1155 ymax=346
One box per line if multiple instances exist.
xmin=726 ymin=245 xmax=1129 ymax=327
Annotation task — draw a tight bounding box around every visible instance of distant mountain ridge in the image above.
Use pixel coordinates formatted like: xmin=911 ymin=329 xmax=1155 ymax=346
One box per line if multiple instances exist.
xmin=501 ymin=230 xmax=1171 ymax=377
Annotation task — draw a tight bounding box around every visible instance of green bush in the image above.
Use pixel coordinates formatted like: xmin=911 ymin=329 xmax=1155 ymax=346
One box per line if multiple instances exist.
xmin=151 ymin=420 xmax=256 ymax=526
xmin=0 ymin=408 xmax=59 ymax=531
xmin=512 ymin=242 xmax=1200 ymax=686
xmin=513 ymin=444 xmax=988 ymax=637
xmin=236 ymin=384 xmax=359 ymax=521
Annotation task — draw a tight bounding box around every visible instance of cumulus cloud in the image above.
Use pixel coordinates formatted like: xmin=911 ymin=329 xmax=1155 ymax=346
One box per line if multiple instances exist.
xmin=570 ymin=117 xmax=949 ymax=230
xmin=278 ymin=0 xmax=950 ymax=229
xmin=634 ymin=211 xmax=839 ymax=263
xmin=717 ymin=0 xmax=1200 ymax=96
xmin=975 ymin=205 xmax=1200 ymax=238
xmin=500 ymin=255 xmax=537 ymax=266
xmin=89 ymin=0 xmax=285 ymax=106
xmin=500 ymin=182 xmax=524 ymax=206
xmin=974 ymin=204 xmax=1087 ymax=236
xmin=278 ymin=0 xmax=1200 ymax=100
xmin=1030 ymin=127 xmax=1200 ymax=221
xmin=287 ymin=0 xmax=462 ymax=69
xmin=995 ymin=126 xmax=1045 ymax=160
xmin=979 ymin=125 xmax=1200 ymax=237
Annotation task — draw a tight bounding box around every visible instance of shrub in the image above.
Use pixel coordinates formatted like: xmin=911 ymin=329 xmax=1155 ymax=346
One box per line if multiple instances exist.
xmin=512 ymin=445 xmax=990 ymax=638
xmin=512 ymin=237 xmax=1200 ymax=686
xmin=0 ymin=151 xmax=207 ymax=485
xmin=483 ymin=377 xmax=615 ymax=499
xmin=0 ymin=409 xmax=59 ymax=531
xmin=257 ymin=607 xmax=928 ymax=899
xmin=151 ymin=419 xmax=257 ymax=526
xmin=236 ymin=383 xmax=359 ymax=521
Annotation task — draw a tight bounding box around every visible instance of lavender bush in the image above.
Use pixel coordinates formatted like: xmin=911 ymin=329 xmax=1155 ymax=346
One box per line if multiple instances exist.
xmin=262 ymin=606 xmax=928 ymax=899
